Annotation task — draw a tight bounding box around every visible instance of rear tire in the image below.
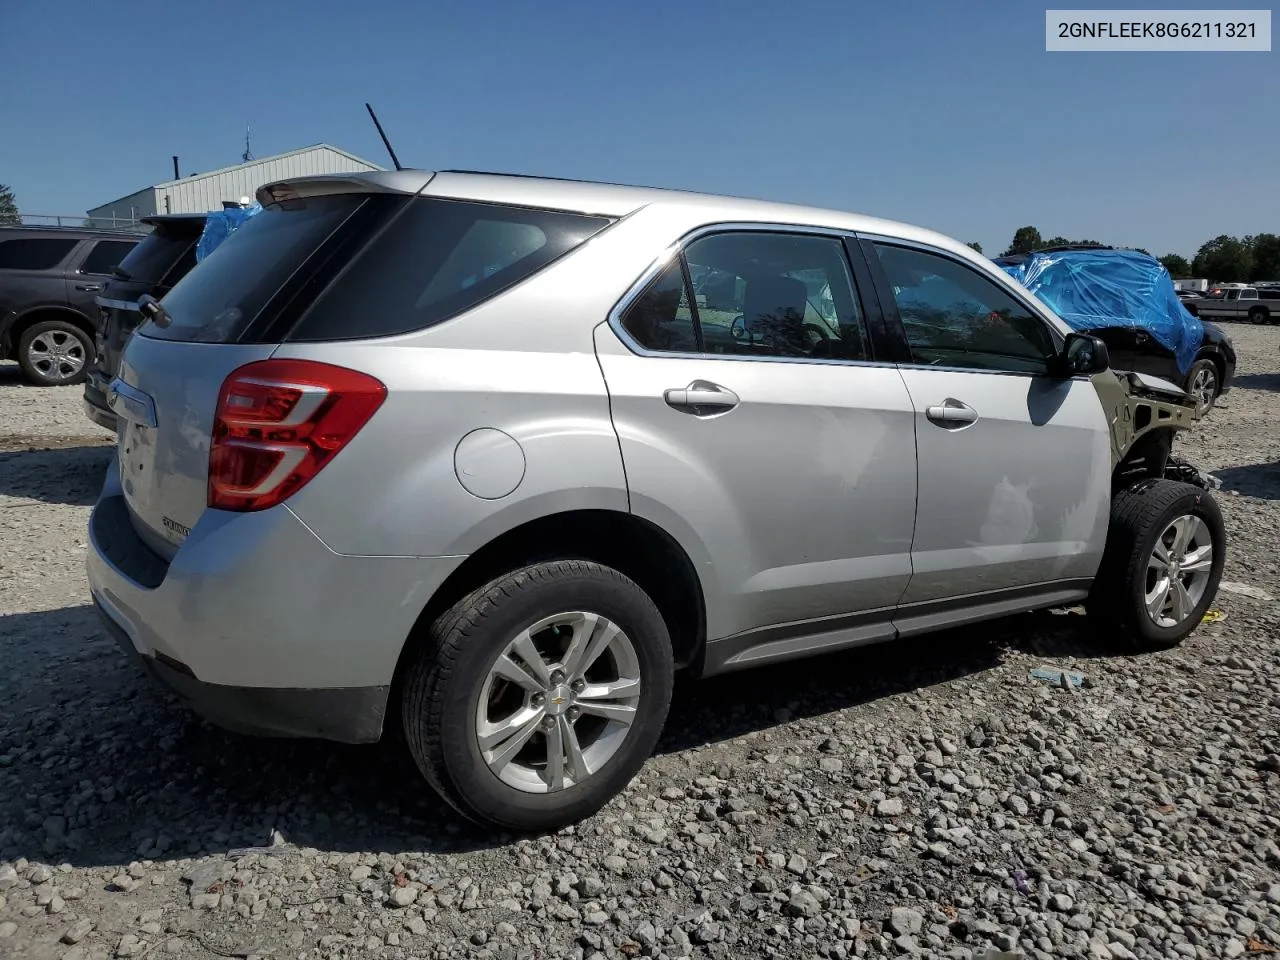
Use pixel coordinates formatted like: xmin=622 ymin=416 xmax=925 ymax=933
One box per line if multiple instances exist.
xmin=401 ymin=560 xmax=674 ymax=831
xmin=1086 ymin=480 xmax=1225 ymax=650
xmin=1248 ymin=307 xmax=1269 ymax=325
xmin=17 ymin=319 xmax=93 ymax=386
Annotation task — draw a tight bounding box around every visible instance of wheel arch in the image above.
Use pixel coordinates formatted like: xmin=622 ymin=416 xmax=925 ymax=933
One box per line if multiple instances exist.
xmin=387 ymin=508 xmax=709 ymax=733
xmin=8 ymin=306 xmax=96 ymax=354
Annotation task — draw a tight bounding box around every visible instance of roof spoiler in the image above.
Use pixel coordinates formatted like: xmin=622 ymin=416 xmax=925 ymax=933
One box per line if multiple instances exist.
xmin=256 ymin=171 xmax=436 ymax=207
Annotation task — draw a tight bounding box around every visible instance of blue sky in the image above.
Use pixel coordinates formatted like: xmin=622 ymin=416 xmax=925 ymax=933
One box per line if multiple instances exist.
xmin=2 ymin=0 xmax=1275 ymax=258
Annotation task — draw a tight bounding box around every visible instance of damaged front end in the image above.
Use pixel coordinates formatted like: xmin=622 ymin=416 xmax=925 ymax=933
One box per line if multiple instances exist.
xmin=1092 ymin=369 xmax=1221 ymax=492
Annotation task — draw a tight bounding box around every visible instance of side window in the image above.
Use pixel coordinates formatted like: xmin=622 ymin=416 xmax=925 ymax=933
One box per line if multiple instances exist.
xmin=684 ymin=232 xmax=869 ymax=360
xmin=78 ymin=240 xmax=137 ymax=276
xmin=873 ymin=243 xmax=1057 ymax=374
xmin=0 ymin=238 xmax=79 ymax=271
xmin=619 ymin=259 xmax=700 ymax=353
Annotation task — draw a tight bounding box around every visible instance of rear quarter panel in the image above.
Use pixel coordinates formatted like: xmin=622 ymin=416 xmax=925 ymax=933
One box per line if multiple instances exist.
xmin=276 ymin=205 xmax=698 ymax=558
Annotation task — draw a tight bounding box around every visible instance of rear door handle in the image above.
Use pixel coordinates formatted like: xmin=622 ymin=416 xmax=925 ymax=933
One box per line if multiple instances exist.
xmin=76 ymin=283 xmax=102 ymax=292
xmin=664 ymin=381 xmax=739 ymax=415
xmin=925 ymin=399 xmax=979 ymax=428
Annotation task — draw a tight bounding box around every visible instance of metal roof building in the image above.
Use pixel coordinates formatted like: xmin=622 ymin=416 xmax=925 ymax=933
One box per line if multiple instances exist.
xmin=86 ymin=144 xmax=383 ymax=225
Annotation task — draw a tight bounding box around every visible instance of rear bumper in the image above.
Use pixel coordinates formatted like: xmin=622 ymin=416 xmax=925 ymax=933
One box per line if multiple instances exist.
xmin=87 ymin=453 xmax=466 ymax=742
xmin=83 ymin=371 xmax=117 ymax=430
xmin=97 ymin=598 xmax=388 ymax=742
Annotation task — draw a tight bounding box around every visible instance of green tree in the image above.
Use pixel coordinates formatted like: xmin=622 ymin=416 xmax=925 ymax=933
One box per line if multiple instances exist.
xmin=1192 ymin=235 xmax=1253 ymax=283
xmin=1159 ymin=254 xmax=1192 ymax=277
xmin=1001 ymin=226 xmax=1042 ymax=257
xmin=966 ymin=241 xmax=983 ymax=254
xmin=1248 ymin=233 xmax=1280 ymax=282
xmin=0 ymin=184 xmax=19 ymax=226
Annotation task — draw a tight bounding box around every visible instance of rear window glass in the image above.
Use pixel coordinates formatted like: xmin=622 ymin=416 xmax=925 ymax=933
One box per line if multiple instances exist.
xmin=0 ymin=237 xmax=78 ymax=270
xmin=115 ymin=226 xmax=200 ymax=285
xmin=144 ymin=196 xmax=365 ymax=343
xmin=287 ymin=198 xmax=612 ymax=342
xmin=79 ymin=239 xmax=138 ymax=276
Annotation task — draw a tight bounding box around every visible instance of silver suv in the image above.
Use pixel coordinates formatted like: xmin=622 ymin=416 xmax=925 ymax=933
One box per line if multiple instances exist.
xmin=88 ymin=170 xmax=1226 ymax=831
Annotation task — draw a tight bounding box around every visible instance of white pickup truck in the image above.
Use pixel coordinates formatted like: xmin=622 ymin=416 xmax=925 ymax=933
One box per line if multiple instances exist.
xmin=1190 ymin=285 xmax=1280 ymax=324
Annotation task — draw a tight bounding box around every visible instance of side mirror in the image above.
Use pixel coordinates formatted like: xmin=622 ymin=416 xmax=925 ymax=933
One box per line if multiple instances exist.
xmin=1057 ymin=333 xmax=1109 ymax=377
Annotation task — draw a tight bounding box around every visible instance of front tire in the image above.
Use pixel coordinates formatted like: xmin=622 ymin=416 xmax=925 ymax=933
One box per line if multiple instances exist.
xmin=1087 ymin=480 xmax=1225 ymax=650
xmin=1183 ymin=358 xmax=1219 ymax=416
xmin=17 ymin=319 xmax=93 ymax=386
xmin=401 ymin=560 xmax=674 ymax=831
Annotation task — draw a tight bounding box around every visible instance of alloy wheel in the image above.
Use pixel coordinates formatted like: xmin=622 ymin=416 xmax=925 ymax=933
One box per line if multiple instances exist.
xmin=475 ymin=611 xmax=641 ymax=794
xmin=27 ymin=330 xmax=87 ymax=382
xmin=1146 ymin=515 xmax=1214 ymax=628
xmin=1189 ymin=366 xmax=1217 ymax=415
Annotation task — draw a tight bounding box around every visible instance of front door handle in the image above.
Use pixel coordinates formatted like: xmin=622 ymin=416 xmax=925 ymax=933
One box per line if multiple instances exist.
xmin=76 ymin=283 xmax=102 ymax=292
xmin=925 ymin=399 xmax=979 ymax=428
xmin=664 ymin=380 xmax=739 ymax=415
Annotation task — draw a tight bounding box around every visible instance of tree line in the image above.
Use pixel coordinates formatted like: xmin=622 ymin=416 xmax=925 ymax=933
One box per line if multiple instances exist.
xmin=0 ymin=184 xmax=20 ymax=226
xmin=982 ymin=225 xmax=1280 ymax=284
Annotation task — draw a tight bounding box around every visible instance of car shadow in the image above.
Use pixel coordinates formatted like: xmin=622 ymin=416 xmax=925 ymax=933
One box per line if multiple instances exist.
xmin=1210 ymin=460 xmax=1280 ymax=500
xmin=0 ymin=602 xmax=1109 ymax=868
xmin=1230 ymin=372 xmax=1280 ymax=392
xmin=0 ymin=440 xmax=114 ymax=506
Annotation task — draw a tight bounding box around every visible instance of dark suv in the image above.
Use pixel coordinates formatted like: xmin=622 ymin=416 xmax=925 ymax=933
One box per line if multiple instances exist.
xmin=0 ymin=227 xmax=141 ymax=385
xmin=83 ymin=214 xmax=207 ymax=429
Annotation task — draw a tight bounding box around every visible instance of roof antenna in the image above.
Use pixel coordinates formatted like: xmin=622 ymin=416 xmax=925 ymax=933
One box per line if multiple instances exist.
xmin=365 ymin=103 xmax=403 ymax=171
xmin=242 ymin=127 xmax=254 ymax=163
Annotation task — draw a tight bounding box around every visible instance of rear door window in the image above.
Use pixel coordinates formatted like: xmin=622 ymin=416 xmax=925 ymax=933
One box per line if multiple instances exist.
xmin=78 ymin=240 xmax=138 ymax=276
xmin=0 ymin=237 xmax=78 ymax=270
xmin=288 ymin=198 xmax=612 ymax=342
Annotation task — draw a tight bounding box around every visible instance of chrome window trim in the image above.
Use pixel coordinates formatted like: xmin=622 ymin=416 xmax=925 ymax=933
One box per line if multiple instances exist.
xmin=605 ymin=221 xmax=893 ymax=370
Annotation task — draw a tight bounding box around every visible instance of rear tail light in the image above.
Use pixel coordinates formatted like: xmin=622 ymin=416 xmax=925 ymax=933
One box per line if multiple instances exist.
xmin=209 ymin=359 xmax=386 ymax=512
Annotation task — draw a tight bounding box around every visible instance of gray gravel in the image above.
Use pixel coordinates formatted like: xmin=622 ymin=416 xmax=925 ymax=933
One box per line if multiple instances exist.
xmin=1 ymin=330 xmax=1279 ymax=960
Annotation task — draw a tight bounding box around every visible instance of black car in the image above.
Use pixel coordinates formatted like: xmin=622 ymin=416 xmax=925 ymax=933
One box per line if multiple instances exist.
xmin=83 ymin=214 xmax=208 ymax=430
xmin=993 ymin=248 xmax=1235 ymax=414
xmin=0 ymin=226 xmax=142 ymax=385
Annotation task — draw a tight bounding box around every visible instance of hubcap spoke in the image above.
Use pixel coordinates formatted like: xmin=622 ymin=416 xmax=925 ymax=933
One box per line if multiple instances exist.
xmin=578 ymin=676 xmax=642 ymax=700
xmin=1152 ymin=538 xmax=1171 ymax=565
xmin=1171 ymin=517 xmax=1195 ymax=556
xmin=1146 ymin=577 xmax=1172 ymax=618
xmin=561 ymin=612 xmax=622 ymax=680
xmin=560 ymin=716 xmax=588 ymax=782
xmin=491 ymin=653 xmax=544 ymax=694
xmin=545 ymin=718 xmax=566 ymax=791
xmin=510 ymin=630 xmax=553 ymax=686
xmin=1181 ymin=544 xmax=1213 ymax=573
xmin=478 ymin=716 xmax=542 ymax=773
xmin=577 ymin=701 xmax=637 ymax=725
xmin=1169 ymin=578 xmax=1192 ymax=622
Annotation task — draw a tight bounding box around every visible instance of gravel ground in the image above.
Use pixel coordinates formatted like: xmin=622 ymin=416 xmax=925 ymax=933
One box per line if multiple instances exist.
xmin=1 ymin=331 xmax=1278 ymax=960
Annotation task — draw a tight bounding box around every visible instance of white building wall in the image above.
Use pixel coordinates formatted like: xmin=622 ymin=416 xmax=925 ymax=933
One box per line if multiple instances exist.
xmin=86 ymin=187 xmax=158 ymax=225
xmin=158 ymin=147 xmax=380 ymax=214
xmin=86 ymin=145 xmax=382 ymax=223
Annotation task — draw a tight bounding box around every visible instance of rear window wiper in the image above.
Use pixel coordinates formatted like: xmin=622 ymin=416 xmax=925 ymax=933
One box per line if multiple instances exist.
xmin=138 ymin=294 xmax=173 ymax=329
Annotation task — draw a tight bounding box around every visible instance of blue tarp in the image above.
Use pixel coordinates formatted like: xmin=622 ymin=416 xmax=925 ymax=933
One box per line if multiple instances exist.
xmin=999 ymin=249 xmax=1203 ymax=374
xmin=195 ymin=203 xmax=262 ymax=263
